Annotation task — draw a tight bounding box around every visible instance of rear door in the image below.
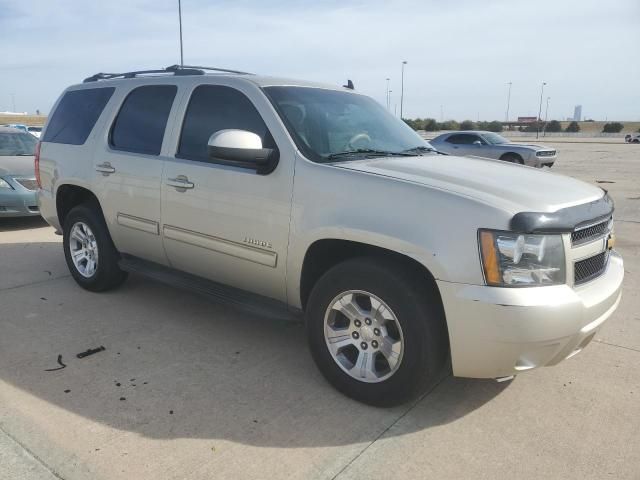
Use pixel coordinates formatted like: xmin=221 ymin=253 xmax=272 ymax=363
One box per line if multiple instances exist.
xmin=92 ymin=83 xmax=179 ymax=265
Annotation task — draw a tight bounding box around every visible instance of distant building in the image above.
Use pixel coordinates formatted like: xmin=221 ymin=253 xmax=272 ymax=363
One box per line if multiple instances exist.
xmin=573 ymin=105 xmax=582 ymax=122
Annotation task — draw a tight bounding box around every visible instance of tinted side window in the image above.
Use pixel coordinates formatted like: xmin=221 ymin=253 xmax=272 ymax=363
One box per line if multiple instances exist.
xmin=446 ymin=134 xmax=476 ymax=145
xmin=110 ymin=85 xmax=177 ymax=155
xmin=178 ymin=85 xmax=273 ymax=162
xmin=42 ymin=88 xmax=115 ymax=145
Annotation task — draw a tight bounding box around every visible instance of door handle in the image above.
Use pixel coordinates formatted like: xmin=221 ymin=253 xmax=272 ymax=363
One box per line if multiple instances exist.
xmin=95 ymin=162 xmax=115 ymax=175
xmin=166 ymin=175 xmax=194 ymax=190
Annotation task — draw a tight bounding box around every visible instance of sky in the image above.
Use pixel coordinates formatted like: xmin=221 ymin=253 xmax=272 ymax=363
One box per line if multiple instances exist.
xmin=1 ymin=0 xmax=639 ymax=121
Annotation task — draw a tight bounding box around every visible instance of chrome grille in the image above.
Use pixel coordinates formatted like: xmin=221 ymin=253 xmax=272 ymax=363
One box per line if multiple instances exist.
xmin=571 ymin=219 xmax=610 ymax=246
xmin=536 ymin=150 xmax=556 ymax=157
xmin=574 ymin=251 xmax=609 ymax=285
xmin=15 ymin=178 xmax=38 ymax=191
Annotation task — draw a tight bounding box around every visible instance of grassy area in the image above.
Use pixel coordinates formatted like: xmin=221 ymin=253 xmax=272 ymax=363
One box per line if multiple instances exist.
xmin=558 ymin=121 xmax=640 ymax=134
xmin=0 ymin=114 xmax=48 ymax=126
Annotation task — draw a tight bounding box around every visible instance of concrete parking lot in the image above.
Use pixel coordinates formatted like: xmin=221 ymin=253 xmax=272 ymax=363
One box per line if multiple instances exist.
xmin=1 ymin=141 xmax=639 ymax=480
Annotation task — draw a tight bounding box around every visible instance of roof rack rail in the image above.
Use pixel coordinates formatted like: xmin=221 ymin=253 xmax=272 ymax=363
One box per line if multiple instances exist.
xmin=83 ymin=64 xmax=252 ymax=83
xmin=165 ymin=64 xmax=253 ymax=75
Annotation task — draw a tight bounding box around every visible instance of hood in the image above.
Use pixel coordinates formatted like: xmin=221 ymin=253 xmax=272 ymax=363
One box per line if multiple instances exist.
xmin=332 ymin=154 xmax=604 ymax=214
xmin=0 ymin=155 xmax=35 ymax=177
xmin=506 ymin=143 xmax=553 ymax=150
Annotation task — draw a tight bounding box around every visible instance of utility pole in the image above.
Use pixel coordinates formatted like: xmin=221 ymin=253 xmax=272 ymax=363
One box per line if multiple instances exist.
xmin=178 ymin=0 xmax=184 ymax=66
xmin=505 ymin=81 xmax=512 ymax=122
xmin=400 ymin=61 xmax=407 ymax=119
xmin=536 ymin=81 xmax=547 ymax=139
xmin=386 ymin=78 xmax=390 ymax=109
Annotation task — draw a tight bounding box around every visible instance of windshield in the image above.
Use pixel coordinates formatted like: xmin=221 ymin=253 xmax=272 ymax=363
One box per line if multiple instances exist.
xmin=0 ymin=131 xmax=38 ymax=156
xmin=482 ymin=132 xmax=510 ymax=145
xmin=264 ymin=86 xmax=433 ymax=162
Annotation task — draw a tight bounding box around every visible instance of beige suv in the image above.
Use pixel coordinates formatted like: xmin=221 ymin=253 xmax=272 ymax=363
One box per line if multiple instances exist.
xmin=37 ymin=65 xmax=624 ymax=406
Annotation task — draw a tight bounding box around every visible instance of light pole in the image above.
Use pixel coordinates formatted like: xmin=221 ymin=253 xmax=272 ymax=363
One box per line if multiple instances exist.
xmin=388 ymin=90 xmax=393 ymax=114
xmin=400 ymin=61 xmax=407 ymax=119
xmin=386 ymin=78 xmax=390 ymax=109
xmin=178 ymin=0 xmax=184 ymax=66
xmin=536 ymin=81 xmax=547 ymax=139
xmin=505 ymin=81 xmax=512 ymax=122
xmin=543 ymin=96 xmax=550 ymax=136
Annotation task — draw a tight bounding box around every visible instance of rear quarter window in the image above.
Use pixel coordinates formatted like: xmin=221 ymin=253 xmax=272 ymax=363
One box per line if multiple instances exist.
xmin=42 ymin=87 xmax=115 ymax=145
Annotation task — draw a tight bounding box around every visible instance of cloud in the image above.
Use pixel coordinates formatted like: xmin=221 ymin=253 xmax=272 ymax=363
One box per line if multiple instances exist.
xmin=2 ymin=0 xmax=639 ymax=120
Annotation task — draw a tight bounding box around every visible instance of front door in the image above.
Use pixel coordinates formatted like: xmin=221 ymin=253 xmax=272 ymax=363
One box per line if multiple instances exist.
xmin=160 ymin=82 xmax=295 ymax=302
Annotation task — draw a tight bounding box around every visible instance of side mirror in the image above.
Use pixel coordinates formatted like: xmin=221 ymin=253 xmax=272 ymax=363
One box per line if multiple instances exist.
xmin=472 ymin=140 xmax=482 ymax=145
xmin=207 ymin=129 xmax=278 ymax=174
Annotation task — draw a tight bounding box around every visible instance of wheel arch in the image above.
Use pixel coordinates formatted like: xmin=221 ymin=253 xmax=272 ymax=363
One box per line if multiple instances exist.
xmin=298 ymin=238 xmax=443 ymax=313
xmin=56 ymin=183 xmax=104 ymax=227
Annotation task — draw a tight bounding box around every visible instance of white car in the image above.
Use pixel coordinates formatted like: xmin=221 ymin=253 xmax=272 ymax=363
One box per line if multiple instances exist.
xmin=624 ymin=133 xmax=640 ymax=143
xmin=27 ymin=126 xmax=43 ymax=138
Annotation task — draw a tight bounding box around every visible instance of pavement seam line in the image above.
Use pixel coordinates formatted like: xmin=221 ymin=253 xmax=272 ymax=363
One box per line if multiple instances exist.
xmin=595 ymin=339 xmax=640 ymax=353
xmin=331 ymin=374 xmax=450 ymax=480
xmin=0 ymin=423 xmax=66 ymax=480
xmin=0 ymin=274 xmax=70 ymax=292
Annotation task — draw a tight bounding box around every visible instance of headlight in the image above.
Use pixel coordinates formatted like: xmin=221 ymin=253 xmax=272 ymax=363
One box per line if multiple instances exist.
xmin=0 ymin=178 xmax=14 ymax=189
xmin=479 ymin=230 xmax=566 ymax=286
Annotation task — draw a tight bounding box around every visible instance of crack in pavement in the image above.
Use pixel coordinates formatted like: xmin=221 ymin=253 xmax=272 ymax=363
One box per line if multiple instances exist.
xmin=595 ymin=339 xmax=640 ymax=354
xmin=0 ymin=275 xmax=71 ymax=293
xmin=0 ymin=423 xmax=66 ymax=480
xmin=331 ymin=374 xmax=449 ymax=480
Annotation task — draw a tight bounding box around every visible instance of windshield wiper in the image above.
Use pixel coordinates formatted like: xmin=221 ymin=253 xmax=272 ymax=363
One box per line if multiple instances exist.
xmin=325 ymin=149 xmax=415 ymax=161
xmin=400 ymin=146 xmax=447 ymax=155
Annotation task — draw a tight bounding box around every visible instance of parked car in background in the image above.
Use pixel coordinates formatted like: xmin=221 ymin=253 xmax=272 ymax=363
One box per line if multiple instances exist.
xmin=38 ymin=65 xmax=623 ymax=406
xmin=0 ymin=126 xmax=40 ymax=217
xmin=4 ymin=123 xmax=29 ymax=134
xmin=27 ymin=126 xmax=43 ymax=138
xmin=624 ymin=133 xmax=640 ymax=143
xmin=430 ymin=131 xmax=557 ymax=167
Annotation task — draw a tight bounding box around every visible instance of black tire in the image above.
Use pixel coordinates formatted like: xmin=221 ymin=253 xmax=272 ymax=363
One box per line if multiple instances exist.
xmin=63 ymin=203 xmax=128 ymax=292
xmin=633 ymin=139 xmax=640 ymax=144
xmin=500 ymin=153 xmax=524 ymax=164
xmin=306 ymin=257 xmax=449 ymax=407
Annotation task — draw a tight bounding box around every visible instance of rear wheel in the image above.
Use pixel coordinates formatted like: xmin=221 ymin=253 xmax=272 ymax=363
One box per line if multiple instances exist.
xmin=500 ymin=153 xmax=524 ymax=164
xmin=63 ymin=204 xmax=127 ymax=292
xmin=306 ymin=257 xmax=449 ymax=406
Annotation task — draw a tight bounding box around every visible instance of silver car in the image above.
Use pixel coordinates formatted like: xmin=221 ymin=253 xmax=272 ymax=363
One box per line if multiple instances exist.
xmin=430 ymin=131 xmax=557 ymax=167
xmin=0 ymin=126 xmax=40 ymax=217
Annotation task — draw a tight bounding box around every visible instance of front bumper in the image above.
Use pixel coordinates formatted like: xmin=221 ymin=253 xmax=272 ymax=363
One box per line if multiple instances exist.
xmin=0 ymin=177 xmax=40 ymax=218
xmin=438 ymin=251 xmax=624 ymax=378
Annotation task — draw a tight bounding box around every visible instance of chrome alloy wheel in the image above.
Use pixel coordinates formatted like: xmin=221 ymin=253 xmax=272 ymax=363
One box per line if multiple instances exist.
xmin=69 ymin=222 xmax=99 ymax=278
xmin=324 ymin=290 xmax=404 ymax=383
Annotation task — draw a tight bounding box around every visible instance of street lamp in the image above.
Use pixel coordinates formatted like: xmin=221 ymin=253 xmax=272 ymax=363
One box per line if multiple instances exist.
xmin=178 ymin=0 xmax=184 ymax=66
xmin=536 ymin=82 xmax=547 ymax=139
xmin=543 ymin=96 xmax=551 ymax=137
xmin=386 ymin=78 xmax=390 ymax=109
xmin=505 ymin=82 xmax=512 ymax=122
xmin=400 ymin=61 xmax=407 ymax=119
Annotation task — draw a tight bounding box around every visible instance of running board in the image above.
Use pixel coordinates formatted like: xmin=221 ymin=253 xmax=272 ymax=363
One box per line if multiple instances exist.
xmin=118 ymin=255 xmax=301 ymax=322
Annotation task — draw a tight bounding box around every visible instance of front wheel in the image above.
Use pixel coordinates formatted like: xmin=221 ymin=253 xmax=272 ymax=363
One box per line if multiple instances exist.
xmin=500 ymin=153 xmax=524 ymax=164
xmin=63 ymin=203 xmax=128 ymax=292
xmin=306 ymin=257 xmax=449 ymax=406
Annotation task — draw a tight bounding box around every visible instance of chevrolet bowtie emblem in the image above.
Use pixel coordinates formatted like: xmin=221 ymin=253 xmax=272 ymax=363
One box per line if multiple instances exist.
xmin=607 ymin=234 xmax=616 ymax=250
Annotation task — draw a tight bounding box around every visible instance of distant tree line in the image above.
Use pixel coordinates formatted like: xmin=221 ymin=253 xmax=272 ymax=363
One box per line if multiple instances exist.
xmin=403 ymin=118 xmax=503 ymax=132
xmin=403 ymin=118 xmax=627 ymax=134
